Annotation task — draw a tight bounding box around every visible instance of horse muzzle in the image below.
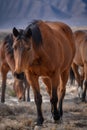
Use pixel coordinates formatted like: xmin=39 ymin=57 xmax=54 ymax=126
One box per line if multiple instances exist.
xmin=14 ymin=72 xmax=25 ymax=80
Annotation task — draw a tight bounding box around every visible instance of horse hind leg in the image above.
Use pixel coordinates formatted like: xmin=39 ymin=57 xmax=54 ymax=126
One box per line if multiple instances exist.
xmin=72 ymin=63 xmax=83 ymax=98
xmin=69 ymin=67 xmax=75 ymax=86
xmin=82 ymin=80 xmax=87 ymax=102
xmin=26 ymin=72 xmax=44 ymax=125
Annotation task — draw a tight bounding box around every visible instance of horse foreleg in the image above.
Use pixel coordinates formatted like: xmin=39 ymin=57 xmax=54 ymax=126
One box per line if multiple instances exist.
xmin=50 ymin=74 xmax=60 ymax=121
xmin=1 ymin=69 xmax=8 ymax=103
xmin=26 ymin=72 xmax=44 ymax=125
xmin=42 ymin=77 xmax=60 ymax=121
xmin=42 ymin=77 xmax=51 ymax=96
xmin=58 ymin=70 xmax=69 ymax=119
xmin=24 ymin=78 xmax=30 ymax=102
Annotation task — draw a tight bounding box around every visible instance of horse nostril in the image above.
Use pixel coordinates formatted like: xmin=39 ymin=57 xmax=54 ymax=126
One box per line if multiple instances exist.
xmin=14 ymin=72 xmax=24 ymax=80
xmin=18 ymin=97 xmax=22 ymax=101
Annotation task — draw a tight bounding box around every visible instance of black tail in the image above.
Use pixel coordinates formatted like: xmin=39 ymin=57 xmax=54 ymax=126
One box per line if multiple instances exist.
xmin=69 ymin=68 xmax=75 ymax=86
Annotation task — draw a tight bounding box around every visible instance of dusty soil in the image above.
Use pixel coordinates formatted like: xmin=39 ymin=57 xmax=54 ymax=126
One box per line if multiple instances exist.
xmin=0 ymin=30 xmax=87 ymax=130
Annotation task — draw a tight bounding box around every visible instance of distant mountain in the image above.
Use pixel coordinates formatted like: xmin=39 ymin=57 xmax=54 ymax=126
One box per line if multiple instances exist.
xmin=0 ymin=0 xmax=87 ymax=29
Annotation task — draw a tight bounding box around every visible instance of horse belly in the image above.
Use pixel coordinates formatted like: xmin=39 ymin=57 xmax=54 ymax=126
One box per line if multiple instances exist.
xmin=81 ymin=44 xmax=87 ymax=65
xmin=74 ymin=54 xmax=83 ymax=66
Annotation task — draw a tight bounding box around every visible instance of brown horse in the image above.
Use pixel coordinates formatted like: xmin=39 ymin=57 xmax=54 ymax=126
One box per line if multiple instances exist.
xmin=12 ymin=20 xmax=75 ymax=125
xmin=72 ymin=30 xmax=87 ymax=101
xmin=0 ymin=32 xmax=30 ymax=102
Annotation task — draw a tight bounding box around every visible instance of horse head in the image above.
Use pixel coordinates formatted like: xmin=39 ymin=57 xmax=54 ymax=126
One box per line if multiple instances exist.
xmin=13 ymin=21 xmax=42 ymax=75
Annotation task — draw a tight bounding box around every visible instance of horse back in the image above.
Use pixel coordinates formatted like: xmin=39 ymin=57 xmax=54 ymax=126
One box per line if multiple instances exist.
xmin=46 ymin=21 xmax=75 ymax=55
xmin=37 ymin=21 xmax=75 ymax=71
xmin=0 ymin=34 xmax=13 ymax=71
xmin=47 ymin=21 xmax=75 ymax=62
xmin=74 ymin=30 xmax=87 ymax=66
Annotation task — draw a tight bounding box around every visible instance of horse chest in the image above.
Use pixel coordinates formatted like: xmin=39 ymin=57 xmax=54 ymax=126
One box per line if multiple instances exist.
xmin=29 ymin=62 xmax=54 ymax=77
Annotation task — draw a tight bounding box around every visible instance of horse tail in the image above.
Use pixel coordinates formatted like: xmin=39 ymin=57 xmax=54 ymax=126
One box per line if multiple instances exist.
xmin=69 ymin=67 xmax=75 ymax=86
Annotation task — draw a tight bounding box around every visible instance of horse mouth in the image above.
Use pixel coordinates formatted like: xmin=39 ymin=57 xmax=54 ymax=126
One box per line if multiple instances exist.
xmin=14 ymin=72 xmax=25 ymax=80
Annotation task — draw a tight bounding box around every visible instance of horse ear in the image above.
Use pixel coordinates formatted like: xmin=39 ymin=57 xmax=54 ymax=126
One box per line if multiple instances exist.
xmin=25 ymin=28 xmax=32 ymax=38
xmin=13 ymin=27 xmax=19 ymax=37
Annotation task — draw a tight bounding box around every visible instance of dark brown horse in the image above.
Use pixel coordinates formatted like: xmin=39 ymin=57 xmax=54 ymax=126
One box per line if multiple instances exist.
xmin=0 ymin=32 xmax=30 ymax=102
xmin=72 ymin=30 xmax=87 ymax=101
xmin=12 ymin=20 xmax=75 ymax=125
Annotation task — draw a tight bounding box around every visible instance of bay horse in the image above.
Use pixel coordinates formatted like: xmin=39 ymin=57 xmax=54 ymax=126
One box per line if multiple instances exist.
xmin=0 ymin=32 xmax=30 ymax=102
xmin=12 ymin=20 xmax=75 ymax=125
xmin=72 ymin=30 xmax=87 ymax=101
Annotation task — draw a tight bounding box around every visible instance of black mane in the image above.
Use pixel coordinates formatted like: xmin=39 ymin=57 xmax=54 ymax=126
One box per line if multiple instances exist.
xmin=4 ymin=33 xmax=13 ymax=56
xmin=16 ymin=29 xmax=26 ymax=41
xmin=25 ymin=20 xmax=42 ymax=48
xmin=4 ymin=34 xmax=13 ymax=47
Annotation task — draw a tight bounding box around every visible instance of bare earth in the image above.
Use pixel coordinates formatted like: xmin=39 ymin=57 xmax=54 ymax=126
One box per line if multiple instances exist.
xmin=0 ymin=30 xmax=87 ymax=130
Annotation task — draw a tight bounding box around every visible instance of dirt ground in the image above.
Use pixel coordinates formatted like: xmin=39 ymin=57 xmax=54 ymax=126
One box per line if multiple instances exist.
xmin=0 ymin=72 xmax=87 ymax=130
xmin=0 ymin=30 xmax=87 ymax=130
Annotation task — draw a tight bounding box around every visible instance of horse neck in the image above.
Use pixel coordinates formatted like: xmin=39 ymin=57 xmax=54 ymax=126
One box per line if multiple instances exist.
xmin=5 ymin=54 xmax=15 ymax=71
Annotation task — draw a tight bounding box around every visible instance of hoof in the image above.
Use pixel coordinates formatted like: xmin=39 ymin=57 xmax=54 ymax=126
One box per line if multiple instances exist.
xmin=54 ymin=117 xmax=62 ymax=124
xmin=36 ymin=117 xmax=44 ymax=126
xmin=81 ymin=90 xmax=86 ymax=102
xmin=27 ymin=98 xmax=30 ymax=102
xmin=52 ymin=110 xmax=61 ymax=121
xmin=81 ymin=96 xmax=86 ymax=102
xmin=1 ymin=99 xmax=5 ymax=103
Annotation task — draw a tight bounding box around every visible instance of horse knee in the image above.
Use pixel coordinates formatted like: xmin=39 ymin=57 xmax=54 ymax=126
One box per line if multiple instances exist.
xmin=35 ymin=93 xmax=42 ymax=105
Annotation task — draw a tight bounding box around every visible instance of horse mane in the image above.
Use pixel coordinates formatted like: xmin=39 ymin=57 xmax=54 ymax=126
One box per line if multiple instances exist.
xmin=25 ymin=20 xmax=42 ymax=48
xmin=4 ymin=33 xmax=13 ymax=56
xmin=16 ymin=29 xmax=26 ymax=41
xmin=74 ymin=30 xmax=87 ymax=39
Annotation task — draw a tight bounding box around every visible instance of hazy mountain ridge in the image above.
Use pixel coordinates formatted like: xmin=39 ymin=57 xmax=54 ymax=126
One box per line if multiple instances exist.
xmin=0 ymin=0 xmax=87 ymax=29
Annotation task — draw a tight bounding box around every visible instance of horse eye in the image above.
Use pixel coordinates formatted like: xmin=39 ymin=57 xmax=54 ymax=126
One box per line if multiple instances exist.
xmin=26 ymin=47 xmax=30 ymax=51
